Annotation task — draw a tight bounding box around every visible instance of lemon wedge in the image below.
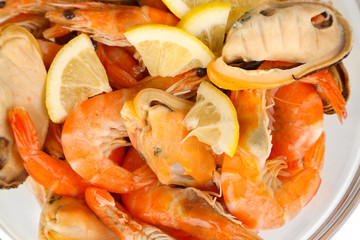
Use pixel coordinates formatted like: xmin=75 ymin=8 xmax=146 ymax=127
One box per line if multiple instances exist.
xmin=162 ymin=0 xmax=263 ymax=29
xmin=177 ymin=2 xmax=230 ymax=55
xmin=184 ymin=81 xmax=239 ymax=156
xmin=46 ymin=34 xmax=111 ymax=123
xmin=124 ymin=24 xmax=214 ymax=77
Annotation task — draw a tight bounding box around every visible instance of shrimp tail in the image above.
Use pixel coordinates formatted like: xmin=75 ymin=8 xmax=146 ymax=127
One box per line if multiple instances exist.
xmin=9 ymin=108 xmax=91 ymax=197
xmin=85 ymin=187 xmax=176 ymax=240
xmin=317 ymin=70 xmax=347 ymax=123
xmin=8 ymin=107 xmax=40 ymax=157
xmin=301 ymin=69 xmax=347 ymax=123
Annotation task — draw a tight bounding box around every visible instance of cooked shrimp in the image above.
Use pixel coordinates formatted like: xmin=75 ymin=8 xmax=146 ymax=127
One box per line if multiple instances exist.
xmin=269 ymin=82 xmax=324 ymax=163
xmin=0 ymin=0 xmax=134 ymax=23
xmin=85 ymin=187 xmax=176 ymax=240
xmin=221 ymin=86 xmax=324 ymax=230
xmin=121 ymin=181 xmax=261 ymax=240
xmin=300 ymin=68 xmax=347 ymax=123
xmin=0 ymin=0 xmax=50 ymax=23
xmin=61 ymin=90 xmax=157 ymax=194
xmin=96 ymin=42 xmax=145 ymax=89
xmin=44 ymin=5 xmax=179 ymax=46
xmin=259 ymin=61 xmax=347 ymax=123
xmin=121 ymin=149 xmax=260 ymax=240
xmin=0 ymin=13 xmax=49 ymax=37
xmin=36 ymin=39 xmax=62 ymax=69
xmin=121 ymin=88 xmax=218 ymax=190
xmin=9 ymin=108 xmax=91 ymax=197
xmin=61 ymin=70 xmax=203 ymax=194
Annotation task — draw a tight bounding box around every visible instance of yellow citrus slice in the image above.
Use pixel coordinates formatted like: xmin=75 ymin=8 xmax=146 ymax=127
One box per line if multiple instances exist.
xmin=177 ymin=1 xmax=231 ymax=55
xmin=184 ymin=81 xmax=239 ymax=156
xmin=46 ymin=34 xmax=111 ymax=123
xmin=124 ymin=24 xmax=214 ymax=77
xmin=162 ymin=0 xmax=263 ymax=29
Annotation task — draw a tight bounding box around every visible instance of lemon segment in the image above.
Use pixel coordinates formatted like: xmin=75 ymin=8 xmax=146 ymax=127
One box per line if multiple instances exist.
xmin=178 ymin=2 xmax=230 ymax=55
xmin=162 ymin=0 xmax=263 ymax=29
xmin=124 ymin=24 xmax=214 ymax=77
xmin=46 ymin=34 xmax=111 ymax=123
xmin=184 ymin=81 xmax=239 ymax=156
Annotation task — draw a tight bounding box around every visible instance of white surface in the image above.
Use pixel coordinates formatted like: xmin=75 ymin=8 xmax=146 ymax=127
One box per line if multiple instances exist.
xmin=0 ymin=1 xmax=359 ymax=240
xmin=333 ymin=206 xmax=360 ymax=239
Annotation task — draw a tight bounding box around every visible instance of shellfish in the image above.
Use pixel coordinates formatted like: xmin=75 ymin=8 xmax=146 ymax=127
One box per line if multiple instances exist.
xmin=39 ymin=192 xmax=120 ymax=240
xmin=0 ymin=24 xmax=48 ymax=188
xmin=207 ymin=0 xmax=353 ymax=90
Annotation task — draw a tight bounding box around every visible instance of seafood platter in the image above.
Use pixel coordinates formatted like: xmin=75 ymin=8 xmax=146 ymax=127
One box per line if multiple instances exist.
xmin=0 ymin=0 xmax=359 ymax=239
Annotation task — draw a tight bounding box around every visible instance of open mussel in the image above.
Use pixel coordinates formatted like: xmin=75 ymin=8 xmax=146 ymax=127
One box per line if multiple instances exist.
xmin=207 ymin=0 xmax=353 ymax=90
xmin=0 ymin=24 xmax=48 ymax=189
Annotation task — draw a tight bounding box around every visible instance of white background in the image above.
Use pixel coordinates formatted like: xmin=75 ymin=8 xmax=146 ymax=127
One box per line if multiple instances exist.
xmin=332 ymin=205 xmax=360 ymax=239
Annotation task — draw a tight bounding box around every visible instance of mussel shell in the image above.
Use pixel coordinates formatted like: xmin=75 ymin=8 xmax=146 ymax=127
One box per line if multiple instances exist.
xmin=0 ymin=24 xmax=48 ymax=189
xmin=217 ymin=0 xmax=353 ymax=89
xmin=39 ymin=193 xmax=119 ymax=240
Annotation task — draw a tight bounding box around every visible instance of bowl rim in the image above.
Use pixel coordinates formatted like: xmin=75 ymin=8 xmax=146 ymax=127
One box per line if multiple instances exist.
xmin=310 ymin=164 xmax=360 ymax=239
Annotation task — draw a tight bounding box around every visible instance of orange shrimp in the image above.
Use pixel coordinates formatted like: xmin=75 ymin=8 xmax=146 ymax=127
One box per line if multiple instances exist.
xmin=120 ymin=147 xmax=206 ymax=240
xmin=96 ymin=42 xmax=145 ymax=89
xmin=120 ymin=149 xmax=259 ymax=239
xmin=44 ymin=5 xmax=179 ymax=46
xmin=0 ymin=13 xmax=49 ymax=38
xmin=269 ymin=82 xmax=324 ymax=163
xmin=85 ymin=187 xmax=176 ymax=240
xmin=0 ymin=0 xmax=135 ymax=23
xmin=121 ymin=88 xmax=218 ymax=190
xmin=121 ymin=181 xmax=261 ymax=240
xmin=61 ymin=90 xmax=157 ymax=194
xmin=301 ymin=68 xmax=347 ymax=123
xmin=0 ymin=0 xmax=50 ymax=23
xmin=61 ymin=70 xmax=203 ymax=194
xmin=9 ymin=108 xmax=91 ymax=197
xmin=221 ymin=86 xmax=324 ymax=230
xmin=259 ymin=61 xmax=347 ymax=123
xmin=36 ymin=39 xmax=62 ymax=69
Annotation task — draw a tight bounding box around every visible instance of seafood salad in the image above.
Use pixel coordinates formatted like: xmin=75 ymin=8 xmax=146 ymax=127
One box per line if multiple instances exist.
xmin=0 ymin=0 xmax=354 ymax=239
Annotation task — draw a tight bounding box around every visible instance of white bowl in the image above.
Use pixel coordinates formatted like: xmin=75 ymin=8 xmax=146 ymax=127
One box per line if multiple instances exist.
xmin=1 ymin=1 xmax=359 ymax=239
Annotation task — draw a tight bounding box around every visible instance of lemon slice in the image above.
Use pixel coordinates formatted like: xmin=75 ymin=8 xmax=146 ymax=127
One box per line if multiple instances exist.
xmin=184 ymin=81 xmax=239 ymax=156
xmin=177 ymin=2 xmax=230 ymax=55
xmin=46 ymin=34 xmax=111 ymax=123
xmin=162 ymin=0 xmax=263 ymax=29
xmin=124 ymin=24 xmax=214 ymax=77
